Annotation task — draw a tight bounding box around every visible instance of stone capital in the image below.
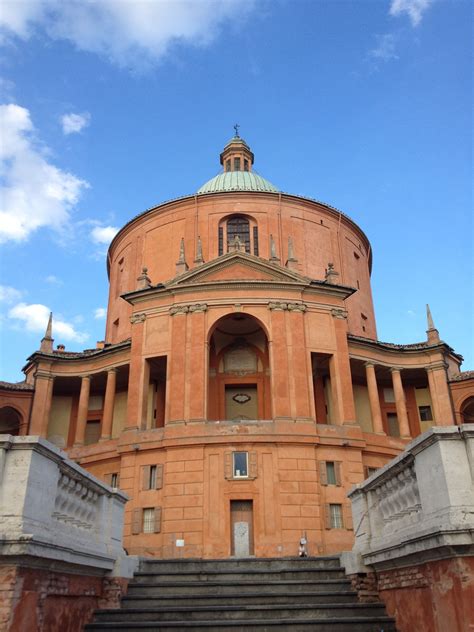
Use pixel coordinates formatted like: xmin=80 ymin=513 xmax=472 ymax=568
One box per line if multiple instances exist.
xmin=330 ymin=308 xmax=348 ymax=319
xmin=130 ymin=313 xmax=147 ymax=324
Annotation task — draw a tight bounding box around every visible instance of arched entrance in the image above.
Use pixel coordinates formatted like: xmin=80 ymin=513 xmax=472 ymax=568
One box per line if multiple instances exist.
xmin=208 ymin=314 xmax=271 ymax=420
xmin=0 ymin=406 xmax=22 ymax=435
xmin=461 ymin=397 xmax=474 ymax=424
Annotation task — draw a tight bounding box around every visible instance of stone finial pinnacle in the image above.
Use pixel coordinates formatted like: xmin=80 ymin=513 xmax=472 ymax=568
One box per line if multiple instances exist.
xmin=269 ymin=235 xmax=280 ymax=262
xmin=426 ymin=303 xmax=440 ymax=343
xmin=40 ymin=312 xmax=54 ymax=353
xmin=195 ymin=236 xmax=204 ymax=265
xmin=175 ymin=237 xmax=188 ymax=275
xmin=325 ymin=262 xmax=339 ymax=284
xmin=137 ymin=266 xmax=151 ymax=290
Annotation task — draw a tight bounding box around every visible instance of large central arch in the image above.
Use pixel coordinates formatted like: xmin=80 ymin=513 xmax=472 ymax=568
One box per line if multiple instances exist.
xmin=208 ymin=314 xmax=271 ymax=420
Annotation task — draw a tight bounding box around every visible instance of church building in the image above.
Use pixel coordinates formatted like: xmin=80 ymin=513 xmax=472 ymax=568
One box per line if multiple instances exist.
xmin=1 ymin=133 xmax=473 ymax=559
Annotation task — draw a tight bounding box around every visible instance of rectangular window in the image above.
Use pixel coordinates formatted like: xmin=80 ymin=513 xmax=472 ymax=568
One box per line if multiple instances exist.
xmin=111 ymin=473 xmax=119 ymax=487
xmin=244 ymin=159 xmax=249 ymax=171
xmin=142 ymin=508 xmax=155 ymax=533
xmin=226 ymin=159 xmax=231 ymax=172
xmin=364 ymin=466 xmax=378 ymax=478
xmin=234 ymin=157 xmax=241 ymax=170
xmin=149 ymin=465 xmax=157 ymax=489
xmin=218 ymin=226 xmax=224 ymax=256
xmin=387 ymin=412 xmax=400 ymax=437
xmin=326 ymin=462 xmax=337 ymax=485
xmin=233 ymin=452 xmax=248 ymax=478
xmin=329 ymin=504 xmax=344 ymax=529
xmin=253 ymin=226 xmax=259 ymax=256
xmin=418 ymin=405 xmax=433 ymax=421
xmin=383 ymin=388 xmax=395 ymax=403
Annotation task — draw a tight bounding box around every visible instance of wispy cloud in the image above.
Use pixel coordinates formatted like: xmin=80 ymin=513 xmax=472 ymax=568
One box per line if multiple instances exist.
xmin=390 ymin=0 xmax=433 ymax=27
xmin=61 ymin=111 xmax=90 ymax=135
xmin=45 ymin=274 xmax=63 ymax=286
xmin=90 ymin=225 xmax=119 ymax=245
xmin=0 ymin=285 xmax=23 ymax=304
xmin=8 ymin=302 xmax=88 ymax=343
xmin=0 ymin=103 xmax=89 ymax=243
xmin=0 ymin=1 xmax=256 ymax=70
xmin=369 ymin=33 xmax=399 ymax=62
xmin=94 ymin=307 xmax=106 ymax=320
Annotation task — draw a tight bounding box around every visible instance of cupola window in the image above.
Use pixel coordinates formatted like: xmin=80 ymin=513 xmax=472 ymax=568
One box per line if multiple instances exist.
xmin=234 ymin=157 xmax=241 ymax=171
xmin=244 ymin=159 xmax=249 ymax=171
xmin=227 ymin=217 xmax=250 ymax=253
xmin=226 ymin=159 xmax=231 ymax=172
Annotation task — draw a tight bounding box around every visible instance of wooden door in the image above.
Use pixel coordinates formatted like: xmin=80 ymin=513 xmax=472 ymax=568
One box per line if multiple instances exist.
xmin=230 ymin=500 xmax=254 ymax=557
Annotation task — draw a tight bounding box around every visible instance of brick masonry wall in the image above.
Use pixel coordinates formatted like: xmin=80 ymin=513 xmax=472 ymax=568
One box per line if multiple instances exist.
xmin=0 ymin=565 xmax=128 ymax=632
xmin=350 ymin=557 xmax=474 ymax=632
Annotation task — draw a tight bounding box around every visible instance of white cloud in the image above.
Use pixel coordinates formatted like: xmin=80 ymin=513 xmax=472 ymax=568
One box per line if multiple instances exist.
xmin=0 ymin=103 xmax=89 ymax=243
xmin=8 ymin=302 xmax=88 ymax=343
xmin=369 ymin=33 xmax=399 ymax=62
xmin=0 ymin=1 xmax=255 ymax=69
xmin=94 ymin=307 xmax=107 ymax=320
xmin=45 ymin=274 xmax=63 ymax=286
xmin=61 ymin=111 xmax=91 ymax=135
xmin=0 ymin=285 xmax=22 ymax=303
xmin=390 ymin=0 xmax=433 ymax=26
xmin=90 ymin=225 xmax=119 ymax=245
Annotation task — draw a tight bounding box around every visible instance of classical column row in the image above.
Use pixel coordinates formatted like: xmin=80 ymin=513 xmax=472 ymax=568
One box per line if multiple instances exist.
xmin=363 ymin=361 xmax=455 ymax=437
xmin=29 ymin=368 xmax=119 ymax=444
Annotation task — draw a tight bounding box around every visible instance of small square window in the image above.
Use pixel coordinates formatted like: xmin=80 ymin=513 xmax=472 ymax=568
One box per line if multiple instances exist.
xmin=330 ymin=504 xmax=344 ymax=529
xmin=366 ymin=467 xmax=378 ymax=478
xmin=418 ymin=405 xmax=433 ymax=421
xmin=233 ymin=452 xmax=248 ymax=478
xmin=143 ymin=508 xmax=155 ymax=533
xmin=326 ymin=462 xmax=337 ymax=485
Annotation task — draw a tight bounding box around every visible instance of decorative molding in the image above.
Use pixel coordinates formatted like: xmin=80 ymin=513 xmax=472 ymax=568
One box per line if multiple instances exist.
xmin=330 ymin=308 xmax=348 ymax=319
xmin=169 ymin=303 xmax=208 ymax=316
xmin=130 ymin=313 xmax=147 ymax=324
xmin=268 ymin=301 xmax=307 ymax=312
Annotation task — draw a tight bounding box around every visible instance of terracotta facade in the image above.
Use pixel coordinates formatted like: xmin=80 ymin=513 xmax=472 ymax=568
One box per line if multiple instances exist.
xmin=1 ymin=135 xmax=472 ymax=559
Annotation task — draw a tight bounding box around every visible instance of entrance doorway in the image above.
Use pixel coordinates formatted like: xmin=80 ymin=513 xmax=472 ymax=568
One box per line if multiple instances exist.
xmin=230 ymin=500 xmax=254 ymax=557
xmin=225 ymin=385 xmax=258 ymax=420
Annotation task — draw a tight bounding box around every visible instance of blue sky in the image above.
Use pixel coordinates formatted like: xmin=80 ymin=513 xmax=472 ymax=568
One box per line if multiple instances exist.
xmin=0 ymin=0 xmax=472 ymax=382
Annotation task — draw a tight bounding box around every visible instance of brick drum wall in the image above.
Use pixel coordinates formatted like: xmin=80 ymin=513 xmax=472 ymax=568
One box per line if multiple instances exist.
xmin=0 ymin=565 xmax=128 ymax=632
xmin=376 ymin=557 xmax=474 ymax=632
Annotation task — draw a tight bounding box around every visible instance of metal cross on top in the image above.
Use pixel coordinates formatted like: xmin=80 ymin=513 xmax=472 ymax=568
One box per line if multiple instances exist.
xmin=234 ymin=123 xmax=240 ymax=137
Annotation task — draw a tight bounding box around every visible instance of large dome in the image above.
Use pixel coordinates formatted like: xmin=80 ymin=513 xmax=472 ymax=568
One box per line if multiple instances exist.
xmin=197 ymin=170 xmax=279 ymax=194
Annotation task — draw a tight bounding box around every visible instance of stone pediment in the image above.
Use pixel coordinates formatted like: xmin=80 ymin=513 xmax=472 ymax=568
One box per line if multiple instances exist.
xmin=167 ymin=252 xmax=310 ymax=287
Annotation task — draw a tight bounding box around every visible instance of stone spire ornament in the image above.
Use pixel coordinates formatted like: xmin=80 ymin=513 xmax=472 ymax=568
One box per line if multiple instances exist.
xmin=194 ymin=236 xmax=204 ymax=265
xmin=286 ymin=236 xmax=298 ymax=271
xmin=175 ymin=238 xmax=188 ymax=275
xmin=40 ymin=312 xmax=54 ymax=353
xmin=136 ymin=267 xmax=151 ymax=290
xmin=269 ymin=235 xmax=280 ymax=262
xmin=325 ymin=263 xmax=339 ymax=284
xmin=426 ymin=304 xmax=440 ymax=344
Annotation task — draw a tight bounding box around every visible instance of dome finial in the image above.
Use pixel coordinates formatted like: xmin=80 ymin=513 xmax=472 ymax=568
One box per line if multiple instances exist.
xmin=233 ymin=123 xmax=240 ymax=138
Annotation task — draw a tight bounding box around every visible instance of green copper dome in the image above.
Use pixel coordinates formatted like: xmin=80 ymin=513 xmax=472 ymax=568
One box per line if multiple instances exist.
xmin=197 ymin=171 xmax=279 ymax=194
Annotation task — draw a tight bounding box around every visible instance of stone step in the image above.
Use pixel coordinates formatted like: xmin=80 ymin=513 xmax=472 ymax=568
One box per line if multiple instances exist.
xmin=85 ymin=616 xmax=398 ymax=631
xmin=138 ymin=556 xmax=342 ymax=573
xmin=122 ymin=591 xmax=359 ymax=608
xmin=92 ymin=603 xmax=389 ymax=623
xmin=132 ymin=568 xmax=346 ymax=583
xmin=126 ymin=579 xmax=352 ymax=596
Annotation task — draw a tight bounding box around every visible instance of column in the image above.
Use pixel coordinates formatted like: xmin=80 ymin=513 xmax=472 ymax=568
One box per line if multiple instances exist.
xmin=391 ymin=368 xmax=410 ymax=438
xmin=332 ymin=313 xmax=356 ymax=424
xmin=29 ymin=371 xmax=54 ymax=437
xmin=426 ymin=364 xmax=455 ymax=425
xmin=100 ymin=368 xmax=117 ymax=440
xmin=74 ymin=375 xmax=91 ymax=446
xmin=329 ymin=355 xmax=343 ymax=425
xmin=126 ymin=313 xmax=147 ymax=430
xmin=365 ymin=362 xmax=384 ymax=434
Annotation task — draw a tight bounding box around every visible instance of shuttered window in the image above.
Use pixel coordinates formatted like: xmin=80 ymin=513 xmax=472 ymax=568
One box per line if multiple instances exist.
xmin=132 ymin=507 xmax=162 ymax=534
xmin=225 ymin=451 xmax=258 ymax=480
xmin=319 ymin=461 xmax=341 ymax=486
xmin=142 ymin=464 xmax=164 ymax=490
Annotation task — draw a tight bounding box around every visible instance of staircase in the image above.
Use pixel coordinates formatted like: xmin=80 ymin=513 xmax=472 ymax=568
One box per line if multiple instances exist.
xmin=85 ymin=557 xmax=397 ymax=631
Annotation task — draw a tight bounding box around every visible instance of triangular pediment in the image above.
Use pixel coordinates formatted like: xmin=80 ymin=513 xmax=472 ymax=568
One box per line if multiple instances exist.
xmin=167 ymin=252 xmax=311 ymax=287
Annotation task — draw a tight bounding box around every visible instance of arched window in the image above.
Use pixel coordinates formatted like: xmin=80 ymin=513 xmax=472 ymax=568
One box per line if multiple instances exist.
xmin=218 ymin=215 xmax=259 ymax=256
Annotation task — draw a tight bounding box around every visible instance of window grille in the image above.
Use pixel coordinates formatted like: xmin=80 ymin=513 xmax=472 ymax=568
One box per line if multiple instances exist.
xmin=143 ymin=508 xmax=155 ymax=533
xmin=329 ymin=504 xmax=343 ymax=529
xmin=227 ymin=217 xmax=250 ymax=253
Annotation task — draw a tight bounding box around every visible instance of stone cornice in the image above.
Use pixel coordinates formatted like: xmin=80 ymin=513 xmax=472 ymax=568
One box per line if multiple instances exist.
xmin=23 ymin=339 xmax=131 ymax=373
xmin=348 ymin=334 xmax=462 ymax=361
